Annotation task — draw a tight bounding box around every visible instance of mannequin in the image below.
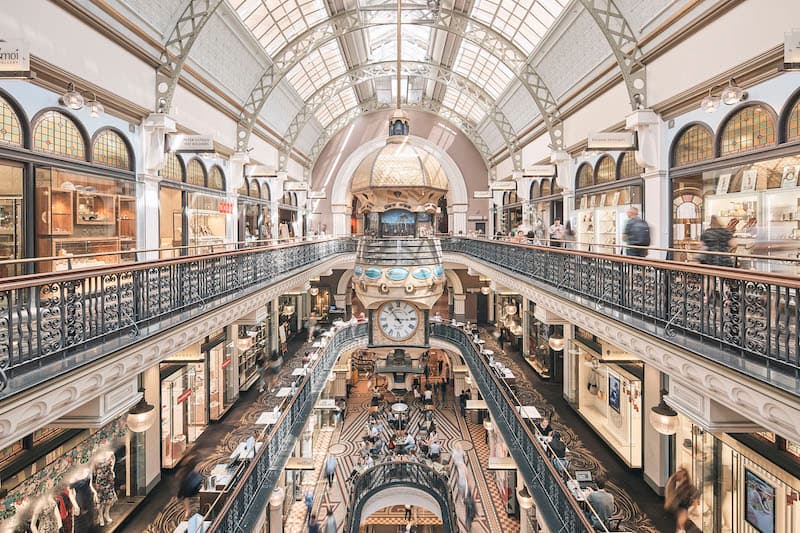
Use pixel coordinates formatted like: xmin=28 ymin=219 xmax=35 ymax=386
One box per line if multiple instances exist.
xmin=30 ymin=497 xmax=61 ymax=533
xmin=11 ymin=500 xmax=34 ymax=533
xmin=69 ymin=468 xmax=97 ymax=531
xmin=53 ymin=484 xmax=74 ymax=533
xmin=92 ymin=449 xmax=117 ymax=526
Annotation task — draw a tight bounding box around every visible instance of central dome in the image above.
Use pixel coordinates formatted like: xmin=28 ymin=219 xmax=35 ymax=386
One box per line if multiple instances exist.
xmin=351 ymin=139 xmax=448 ymax=193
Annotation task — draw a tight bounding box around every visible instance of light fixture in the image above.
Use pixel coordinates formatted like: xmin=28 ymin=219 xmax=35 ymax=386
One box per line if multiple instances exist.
xmin=720 ymin=79 xmax=746 ymax=105
xmin=700 ymin=88 xmax=720 ymax=113
xmin=517 ymin=486 xmax=534 ymax=510
xmin=504 ymin=304 xmax=517 ymax=316
xmin=282 ymin=305 xmax=295 ymax=316
xmin=86 ymin=93 xmax=104 ymax=118
xmin=61 ymin=82 xmax=84 ymax=110
xmin=465 ymin=375 xmax=472 ymax=385
xmin=126 ymin=388 xmax=156 ymax=433
xmin=480 ymin=285 xmax=491 ymax=295
xmin=269 ymin=486 xmax=285 ymax=508
xmin=309 ymin=287 xmax=319 ymax=296
xmin=649 ymin=389 xmax=679 ymax=435
xmin=548 ymin=333 xmax=565 ymax=352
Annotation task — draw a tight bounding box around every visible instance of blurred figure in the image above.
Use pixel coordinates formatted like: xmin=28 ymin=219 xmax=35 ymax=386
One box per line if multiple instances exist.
xmin=665 ymin=467 xmax=701 ymax=533
xmin=176 ymin=454 xmax=203 ymax=519
xmin=622 ymin=207 xmax=650 ymax=257
xmin=549 ymin=218 xmax=565 ymax=247
xmin=700 ymin=215 xmax=736 ymax=267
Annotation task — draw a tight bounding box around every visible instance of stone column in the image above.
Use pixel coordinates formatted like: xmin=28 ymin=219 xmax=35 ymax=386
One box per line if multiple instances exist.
xmin=562 ymin=325 xmax=577 ymax=404
xmin=453 ymin=294 xmax=466 ymax=321
xmin=521 ymin=298 xmax=530 ymax=359
xmin=643 ymin=367 xmax=670 ymax=494
xmin=331 ymin=203 xmax=349 ymax=236
xmin=268 ymin=486 xmax=285 ymax=533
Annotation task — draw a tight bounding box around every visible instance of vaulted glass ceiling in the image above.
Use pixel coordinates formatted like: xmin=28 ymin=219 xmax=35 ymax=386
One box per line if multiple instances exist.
xmin=228 ymin=0 xmax=569 ymax=154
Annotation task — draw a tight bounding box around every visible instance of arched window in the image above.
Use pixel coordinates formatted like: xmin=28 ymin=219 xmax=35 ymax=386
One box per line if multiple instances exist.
xmin=504 ymin=191 xmax=519 ymax=205
xmin=261 ymin=181 xmax=271 ymax=201
xmin=237 ymin=179 xmax=248 ymax=196
xmin=540 ymin=179 xmax=551 ymax=196
xmin=32 ymin=110 xmax=85 ymax=160
xmin=786 ymin=96 xmax=800 ymax=143
xmin=672 ymin=124 xmax=714 ymax=167
xmin=595 ymin=155 xmax=615 ymax=184
xmin=283 ymin=191 xmax=293 ymax=206
xmin=529 ymin=180 xmax=539 ymax=199
xmin=92 ymin=129 xmax=131 ymax=170
xmin=208 ymin=165 xmax=225 ymax=191
xmin=160 ymin=153 xmax=183 ymax=181
xmin=576 ymin=163 xmax=593 ymax=189
xmin=617 ymin=152 xmax=641 ymax=179
xmin=250 ymin=180 xmax=261 ymax=199
xmin=0 ymin=95 xmax=23 ymax=147
xmin=720 ymin=105 xmax=776 ymax=156
xmin=551 ymin=177 xmax=562 ymax=194
xmin=185 ymin=159 xmax=206 ymax=187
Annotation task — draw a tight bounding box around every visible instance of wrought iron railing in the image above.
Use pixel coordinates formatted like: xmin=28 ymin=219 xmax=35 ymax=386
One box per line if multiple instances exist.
xmin=343 ymin=461 xmax=458 ymax=533
xmin=0 ymin=238 xmax=356 ymax=396
xmin=206 ymin=322 xmax=368 ymax=533
xmin=441 ymin=237 xmax=800 ymax=395
xmin=431 ymin=323 xmax=597 ymax=532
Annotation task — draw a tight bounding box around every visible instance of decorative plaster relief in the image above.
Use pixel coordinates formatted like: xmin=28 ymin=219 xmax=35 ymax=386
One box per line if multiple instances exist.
xmin=443 ymin=253 xmax=800 ymax=443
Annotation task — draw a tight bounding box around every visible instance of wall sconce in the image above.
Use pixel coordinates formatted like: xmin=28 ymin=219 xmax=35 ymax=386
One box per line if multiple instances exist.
xmin=309 ymin=287 xmax=319 ymax=296
xmin=60 ymin=82 xmax=84 ymax=110
xmin=720 ymin=78 xmax=747 ymax=105
xmin=86 ymin=93 xmax=105 ymax=118
xmin=480 ymin=285 xmax=491 ymax=295
xmin=700 ymin=88 xmax=720 ymax=113
xmin=548 ymin=332 xmax=565 ymax=351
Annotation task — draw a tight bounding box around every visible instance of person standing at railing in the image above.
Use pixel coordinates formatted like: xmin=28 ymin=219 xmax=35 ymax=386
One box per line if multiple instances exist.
xmin=585 ymin=473 xmax=614 ymax=529
xmin=622 ymin=207 xmax=650 ymax=257
xmin=700 ymin=216 xmax=736 ymax=267
xmin=549 ymin=218 xmax=566 ymax=247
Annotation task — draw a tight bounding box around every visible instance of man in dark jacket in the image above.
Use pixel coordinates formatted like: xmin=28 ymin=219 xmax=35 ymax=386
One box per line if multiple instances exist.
xmin=622 ymin=207 xmax=650 ymax=257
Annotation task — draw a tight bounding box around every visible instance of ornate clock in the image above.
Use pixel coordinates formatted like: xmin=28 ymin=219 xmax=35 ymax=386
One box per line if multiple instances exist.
xmin=377 ymin=301 xmax=420 ymax=342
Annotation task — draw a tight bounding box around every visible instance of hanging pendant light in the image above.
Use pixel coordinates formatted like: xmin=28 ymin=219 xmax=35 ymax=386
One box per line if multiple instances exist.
xmin=61 ymin=82 xmax=84 ymax=110
xmin=548 ymin=332 xmax=565 ymax=352
xmin=86 ymin=93 xmax=105 ymax=118
xmin=720 ymin=79 xmax=746 ymax=105
xmin=504 ymin=303 xmax=517 ymax=316
xmin=480 ymin=285 xmax=491 ymax=295
xmin=700 ymin=88 xmax=720 ymax=113
xmin=309 ymin=287 xmax=319 ymax=296
xmin=649 ymin=389 xmax=679 ymax=435
xmin=126 ymin=388 xmax=156 ymax=433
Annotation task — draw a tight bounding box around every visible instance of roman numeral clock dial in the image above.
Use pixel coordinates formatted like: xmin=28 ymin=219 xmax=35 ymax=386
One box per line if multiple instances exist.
xmin=378 ymin=301 xmax=420 ymax=342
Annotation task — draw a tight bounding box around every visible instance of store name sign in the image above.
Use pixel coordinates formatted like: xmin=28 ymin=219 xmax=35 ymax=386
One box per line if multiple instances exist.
xmin=587 ymin=131 xmax=637 ymax=151
xmin=219 ymin=201 xmax=233 ymax=214
xmin=166 ymin=134 xmax=215 ymax=153
xmin=490 ymin=181 xmax=518 ymax=191
xmin=283 ymin=181 xmax=308 ymax=191
xmin=177 ymin=388 xmax=193 ymax=404
xmin=473 ymin=190 xmax=492 ymax=198
xmin=0 ymin=40 xmax=30 ymax=77
xmin=523 ymin=165 xmax=556 ymax=177
xmin=786 ymin=29 xmax=800 ymax=70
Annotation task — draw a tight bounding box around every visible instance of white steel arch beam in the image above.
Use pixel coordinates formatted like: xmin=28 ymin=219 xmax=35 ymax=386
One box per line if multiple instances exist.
xmin=235 ymin=8 xmax=563 ymax=156
xmin=309 ymin=97 xmax=493 ymax=172
xmin=155 ymin=0 xmax=224 ymax=113
xmin=578 ymin=0 xmax=647 ymax=110
xmin=279 ymin=61 xmax=520 ymax=172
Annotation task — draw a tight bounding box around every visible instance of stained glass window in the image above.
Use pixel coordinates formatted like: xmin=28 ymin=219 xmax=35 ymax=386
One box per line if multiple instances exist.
xmin=540 ymin=179 xmax=551 ymax=196
xmin=32 ymin=110 xmax=86 ymax=160
xmin=551 ymin=177 xmax=562 ymax=194
xmin=92 ymin=129 xmax=130 ymax=170
xmin=617 ymin=152 xmax=640 ymax=179
xmin=530 ymin=181 xmax=539 ymax=199
xmin=576 ymin=163 xmax=593 ymax=189
xmin=160 ymin=153 xmax=183 ymax=181
xmin=672 ymin=124 xmax=714 ymax=167
xmin=595 ymin=155 xmax=615 ymax=184
xmin=0 ymin=96 xmax=22 ymax=146
xmin=250 ymin=180 xmax=261 ymax=199
xmin=787 ymin=97 xmax=800 ymax=143
xmin=186 ymin=159 xmax=206 ymax=187
xmin=208 ymin=166 xmax=225 ymax=191
xmin=720 ymin=105 xmax=776 ymax=156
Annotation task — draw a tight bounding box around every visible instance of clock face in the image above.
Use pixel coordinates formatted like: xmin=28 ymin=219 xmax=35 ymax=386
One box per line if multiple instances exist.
xmin=378 ymin=301 xmax=420 ymax=341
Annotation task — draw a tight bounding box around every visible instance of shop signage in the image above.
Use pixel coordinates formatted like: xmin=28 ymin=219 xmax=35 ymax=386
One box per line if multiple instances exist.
xmin=0 ymin=40 xmax=30 ymax=77
xmin=166 ymin=134 xmax=215 ymax=153
xmin=221 ymin=357 xmax=232 ymax=369
xmin=284 ymin=181 xmax=308 ymax=191
xmin=219 ymin=201 xmax=233 ymax=214
xmin=491 ymin=181 xmax=518 ymax=191
xmin=523 ymin=165 xmax=556 ymax=177
xmin=308 ymin=190 xmax=326 ymax=199
xmin=785 ymin=29 xmax=800 ymax=69
xmin=467 ymin=215 xmax=487 ymax=221
xmin=473 ymin=190 xmax=492 ymax=198
xmin=245 ymin=164 xmax=277 ymax=177
xmin=177 ymin=388 xmax=193 ymax=404
xmin=587 ymin=131 xmax=637 ymax=151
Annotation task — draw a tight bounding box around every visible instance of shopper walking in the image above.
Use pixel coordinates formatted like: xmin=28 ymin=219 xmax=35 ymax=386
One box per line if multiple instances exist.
xmin=304 ymin=489 xmax=314 ymax=524
xmin=622 ymin=207 xmax=650 ymax=257
xmin=323 ymin=508 xmax=337 ymax=533
xmin=548 ymin=218 xmax=566 ymax=247
xmin=324 ymin=455 xmax=337 ymax=489
xmin=308 ymin=513 xmax=319 ymax=533
xmin=176 ymin=454 xmax=203 ymax=519
xmin=665 ymin=467 xmax=701 ymax=533
xmin=700 ymin=215 xmax=736 ymax=267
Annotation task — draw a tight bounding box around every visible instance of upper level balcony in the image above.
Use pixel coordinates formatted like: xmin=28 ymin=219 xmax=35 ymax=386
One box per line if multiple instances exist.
xmin=355 ymin=236 xmax=443 ymax=266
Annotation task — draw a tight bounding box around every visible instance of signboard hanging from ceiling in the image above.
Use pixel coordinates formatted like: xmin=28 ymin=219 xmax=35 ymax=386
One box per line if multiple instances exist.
xmin=0 ymin=40 xmax=30 ymax=78
xmin=246 ymin=164 xmax=277 ymax=177
xmin=473 ymin=190 xmax=492 ymax=199
xmin=785 ymin=29 xmax=800 ymax=70
xmin=166 ymin=134 xmax=215 ymax=153
xmin=587 ymin=131 xmax=638 ymax=151
xmin=283 ymin=181 xmax=308 ymax=191
xmin=523 ymin=165 xmax=556 ymax=177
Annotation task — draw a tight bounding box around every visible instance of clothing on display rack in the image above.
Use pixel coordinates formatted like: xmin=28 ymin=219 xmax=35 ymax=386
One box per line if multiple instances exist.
xmin=31 ymin=498 xmax=61 ymax=533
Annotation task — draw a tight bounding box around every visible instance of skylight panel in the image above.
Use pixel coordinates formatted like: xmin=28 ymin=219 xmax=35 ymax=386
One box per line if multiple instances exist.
xmin=315 ymin=88 xmax=358 ymax=127
xmin=452 ymin=41 xmax=513 ymax=100
xmin=229 ymin=0 xmax=329 ymax=57
xmin=442 ymin=87 xmax=487 ymax=125
xmin=471 ymin=0 xmax=568 ymax=55
xmin=285 ymin=40 xmax=347 ymax=100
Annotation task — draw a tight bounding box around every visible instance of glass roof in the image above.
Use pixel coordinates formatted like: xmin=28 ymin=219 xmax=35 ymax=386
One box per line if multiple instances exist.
xmin=452 ymin=40 xmax=514 ymax=100
xmin=315 ymin=87 xmax=359 ymax=127
xmin=442 ymin=87 xmax=488 ymax=125
xmin=230 ymin=0 xmax=329 ymax=57
xmin=367 ymin=25 xmax=431 ymax=62
xmin=285 ymin=40 xmax=347 ymax=100
xmin=471 ymin=0 xmax=568 ymax=55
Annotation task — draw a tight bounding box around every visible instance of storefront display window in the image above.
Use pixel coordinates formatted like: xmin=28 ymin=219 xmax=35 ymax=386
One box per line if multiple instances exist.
xmin=0 ymin=161 xmax=24 ymax=277
xmin=35 ymin=167 xmax=137 ymax=271
xmin=0 ymin=96 xmax=23 ymax=147
xmin=575 ymin=185 xmax=641 ymax=251
xmin=238 ymin=179 xmax=271 ymax=243
xmin=92 ymin=129 xmax=131 ymax=170
xmin=161 ymin=361 xmax=207 ymax=468
xmin=525 ymin=302 xmax=558 ymax=379
xmin=500 ymin=191 xmax=522 ymax=234
xmin=208 ymin=165 xmax=225 ymax=191
xmin=188 ymin=192 xmax=227 ymax=252
xmin=236 ymin=304 xmax=272 ymax=390
xmin=32 ymin=110 xmax=86 ymax=160
xmin=207 ymin=329 xmax=237 ymax=421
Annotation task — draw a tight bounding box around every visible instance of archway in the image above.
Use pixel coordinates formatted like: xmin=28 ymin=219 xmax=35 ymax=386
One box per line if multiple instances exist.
xmin=329 ymin=135 xmax=470 ymax=235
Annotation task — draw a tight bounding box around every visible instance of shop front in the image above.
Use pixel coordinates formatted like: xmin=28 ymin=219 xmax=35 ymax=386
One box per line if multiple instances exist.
xmin=524 ymin=301 xmax=563 ymax=381
xmin=671 ymin=417 xmax=800 ymax=532
xmin=669 ymin=97 xmax=800 ymax=271
xmin=568 ymin=327 xmax=643 ymax=468
xmin=278 ymin=191 xmax=300 ymax=240
xmin=0 ymin=417 xmax=141 ymax=532
xmin=495 ymin=295 xmax=523 ymax=354
xmin=158 ymin=153 xmax=230 ymax=256
xmin=235 ymin=303 xmax=274 ymax=391
xmin=499 ymin=191 xmax=522 ymax=235
xmin=237 ymin=177 xmax=271 ymax=244
xmin=0 ymin=92 xmax=139 ymax=274
xmin=528 ymin=177 xmax=563 ymax=241
xmin=572 ymin=152 xmax=642 ymax=252
xmin=279 ymin=294 xmax=301 ymax=347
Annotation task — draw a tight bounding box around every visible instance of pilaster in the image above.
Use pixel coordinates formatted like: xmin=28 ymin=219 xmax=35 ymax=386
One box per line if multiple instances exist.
xmin=141 ymin=113 xmax=176 ymax=176
xmin=453 ymin=294 xmax=466 ymax=320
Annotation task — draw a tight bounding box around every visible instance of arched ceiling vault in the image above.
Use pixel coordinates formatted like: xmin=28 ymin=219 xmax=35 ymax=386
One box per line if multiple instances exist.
xmin=153 ymin=0 xmax=651 ymax=171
